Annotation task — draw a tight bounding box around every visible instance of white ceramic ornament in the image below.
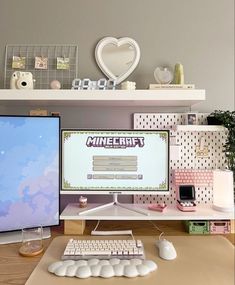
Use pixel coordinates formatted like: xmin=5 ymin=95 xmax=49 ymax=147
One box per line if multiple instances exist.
xmin=50 ymin=80 xmax=61 ymax=89
xmin=154 ymin=67 xmax=173 ymax=84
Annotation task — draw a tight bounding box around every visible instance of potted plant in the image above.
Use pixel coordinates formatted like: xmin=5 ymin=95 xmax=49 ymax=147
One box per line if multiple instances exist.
xmin=208 ymin=110 xmax=235 ymax=177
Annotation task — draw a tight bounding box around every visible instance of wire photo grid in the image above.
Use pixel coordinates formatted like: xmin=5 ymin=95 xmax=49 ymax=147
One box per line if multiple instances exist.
xmin=4 ymin=45 xmax=78 ymax=89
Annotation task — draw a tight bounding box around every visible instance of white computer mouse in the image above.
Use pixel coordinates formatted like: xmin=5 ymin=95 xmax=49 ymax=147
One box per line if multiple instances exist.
xmin=156 ymin=239 xmax=177 ymax=260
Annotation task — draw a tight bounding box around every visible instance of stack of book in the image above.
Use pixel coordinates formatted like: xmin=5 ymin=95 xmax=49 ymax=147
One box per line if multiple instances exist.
xmin=149 ymin=84 xmax=195 ymax=90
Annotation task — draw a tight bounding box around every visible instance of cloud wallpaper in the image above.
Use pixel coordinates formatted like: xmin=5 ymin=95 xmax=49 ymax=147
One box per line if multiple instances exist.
xmin=0 ymin=116 xmax=59 ymax=231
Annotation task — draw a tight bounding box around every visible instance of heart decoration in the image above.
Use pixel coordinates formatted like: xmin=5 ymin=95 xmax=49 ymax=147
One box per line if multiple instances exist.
xmin=154 ymin=67 xmax=173 ymax=84
xmin=95 ymin=37 xmax=140 ymax=85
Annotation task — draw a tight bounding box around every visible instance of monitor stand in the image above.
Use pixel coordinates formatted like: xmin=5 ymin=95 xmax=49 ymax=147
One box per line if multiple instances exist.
xmin=79 ymin=193 xmax=149 ymax=216
xmin=0 ymin=227 xmax=51 ymax=245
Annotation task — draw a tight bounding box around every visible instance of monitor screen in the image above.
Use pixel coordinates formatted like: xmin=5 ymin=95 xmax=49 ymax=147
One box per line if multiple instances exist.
xmin=61 ymin=129 xmax=169 ymax=194
xmin=0 ymin=116 xmax=60 ymax=232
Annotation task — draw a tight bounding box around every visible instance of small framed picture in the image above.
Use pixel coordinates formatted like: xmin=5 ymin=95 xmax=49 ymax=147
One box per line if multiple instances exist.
xmin=56 ymin=57 xmax=70 ymax=70
xmin=185 ymin=112 xmax=198 ymax=125
xmin=35 ymin=56 xmax=48 ymax=69
xmin=12 ymin=56 xmax=26 ymax=69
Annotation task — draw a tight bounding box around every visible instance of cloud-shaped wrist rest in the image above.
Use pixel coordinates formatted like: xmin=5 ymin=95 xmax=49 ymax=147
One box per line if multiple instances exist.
xmin=48 ymin=258 xmax=157 ymax=279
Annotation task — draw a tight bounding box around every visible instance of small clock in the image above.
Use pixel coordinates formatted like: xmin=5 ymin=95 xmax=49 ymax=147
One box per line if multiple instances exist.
xmin=72 ymin=78 xmax=116 ymax=90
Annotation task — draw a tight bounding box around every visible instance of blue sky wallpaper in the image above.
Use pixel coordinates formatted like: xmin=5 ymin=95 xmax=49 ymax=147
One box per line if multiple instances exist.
xmin=0 ymin=117 xmax=59 ymax=231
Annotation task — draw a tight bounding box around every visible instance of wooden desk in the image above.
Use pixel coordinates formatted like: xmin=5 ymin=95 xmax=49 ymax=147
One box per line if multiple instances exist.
xmin=0 ymin=221 xmax=234 ymax=285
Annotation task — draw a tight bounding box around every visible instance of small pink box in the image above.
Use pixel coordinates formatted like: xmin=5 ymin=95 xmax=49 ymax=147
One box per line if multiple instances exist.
xmin=148 ymin=203 xmax=167 ymax=212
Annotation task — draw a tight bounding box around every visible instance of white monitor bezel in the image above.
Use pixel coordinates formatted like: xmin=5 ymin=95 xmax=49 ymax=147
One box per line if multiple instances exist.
xmin=60 ymin=129 xmax=170 ymax=195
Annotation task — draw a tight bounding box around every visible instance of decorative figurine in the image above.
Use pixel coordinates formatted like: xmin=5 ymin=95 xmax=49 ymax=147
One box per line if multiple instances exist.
xmin=173 ymin=63 xmax=184 ymax=84
xmin=154 ymin=67 xmax=173 ymax=84
xmin=79 ymin=196 xmax=87 ymax=208
xmin=121 ymin=81 xmax=136 ymax=90
xmin=50 ymin=80 xmax=61 ymax=89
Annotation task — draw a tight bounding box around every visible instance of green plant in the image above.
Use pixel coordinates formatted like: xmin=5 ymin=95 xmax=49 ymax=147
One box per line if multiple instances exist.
xmin=210 ymin=110 xmax=235 ymax=177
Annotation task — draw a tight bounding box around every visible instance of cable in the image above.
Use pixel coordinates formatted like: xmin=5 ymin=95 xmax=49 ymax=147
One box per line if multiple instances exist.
xmin=92 ymin=220 xmax=100 ymax=232
xmin=93 ymin=220 xmax=162 ymax=241
xmin=148 ymin=220 xmax=165 ymax=240
xmin=91 ymin=220 xmax=135 ymax=240
xmin=130 ymin=232 xmax=135 ymax=241
xmin=158 ymin=232 xmax=165 ymax=240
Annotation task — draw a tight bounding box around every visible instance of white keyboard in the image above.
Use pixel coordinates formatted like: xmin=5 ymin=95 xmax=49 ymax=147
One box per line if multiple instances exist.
xmin=62 ymin=239 xmax=145 ymax=260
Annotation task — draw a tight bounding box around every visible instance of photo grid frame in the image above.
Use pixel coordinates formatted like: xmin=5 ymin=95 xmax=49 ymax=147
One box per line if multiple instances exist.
xmin=4 ymin=44 xmax=78 ymax=89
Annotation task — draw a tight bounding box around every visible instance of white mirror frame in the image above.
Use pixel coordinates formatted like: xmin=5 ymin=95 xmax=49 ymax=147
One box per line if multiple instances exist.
xmin=95 ymin=37 xmax=141 ymax=85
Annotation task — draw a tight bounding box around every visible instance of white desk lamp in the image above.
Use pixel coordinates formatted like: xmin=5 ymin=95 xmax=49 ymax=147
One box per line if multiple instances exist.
xmin=213 ymin=169 xmax=234 ymax=212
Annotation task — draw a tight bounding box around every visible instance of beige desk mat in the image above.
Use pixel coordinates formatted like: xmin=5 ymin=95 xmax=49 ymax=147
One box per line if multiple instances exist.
xmin=25 ymin=235 xmax=234 ymax=285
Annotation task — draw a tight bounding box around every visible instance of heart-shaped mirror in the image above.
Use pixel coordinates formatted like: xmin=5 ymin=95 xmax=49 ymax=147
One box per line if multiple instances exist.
xmin=95 ymin=37 xmax=140 ymax=85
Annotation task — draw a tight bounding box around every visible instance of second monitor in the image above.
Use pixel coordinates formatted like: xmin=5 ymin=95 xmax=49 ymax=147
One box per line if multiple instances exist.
xmin=61 ymin=129 xmax=169 ymax=195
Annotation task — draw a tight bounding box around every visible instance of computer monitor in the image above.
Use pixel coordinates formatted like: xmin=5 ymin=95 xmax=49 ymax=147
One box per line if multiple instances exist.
xmin=61 ymin=129 xmax=169 ymax=199
xmin=0 ymin=115 xmax=60 ymax=244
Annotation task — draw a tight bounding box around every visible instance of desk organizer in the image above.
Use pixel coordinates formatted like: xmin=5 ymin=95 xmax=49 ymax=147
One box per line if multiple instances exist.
xmin=184 ymin=220 xmax=232 ymax=234
xmin=209 ymin=220 xmax=231 ymax=234
xmin=184 ymin=221 xmax=210 ymax=234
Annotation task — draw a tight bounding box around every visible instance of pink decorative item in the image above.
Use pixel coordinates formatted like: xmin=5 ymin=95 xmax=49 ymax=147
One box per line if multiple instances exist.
xmin=50 ymin=80 xmax=61 ymax=89
xmin=79 ymin=196 xmax=87 ymax=208
xmin=176 ymin=185 xmax=197 ymax=212
xmin=173 ymin=169 xmax=213 ymax=187
xmin=148 ymin=203 xmax=167 ymax=212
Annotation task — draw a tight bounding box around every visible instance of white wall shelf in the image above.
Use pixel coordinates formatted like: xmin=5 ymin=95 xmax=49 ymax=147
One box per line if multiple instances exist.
xmin=0 ymin=89 xmax=205 ymax=107
xmin=60 ymin=203 xmax=234 ymax=221
xmin=173 ymin=125 xmax=226 ymax=132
